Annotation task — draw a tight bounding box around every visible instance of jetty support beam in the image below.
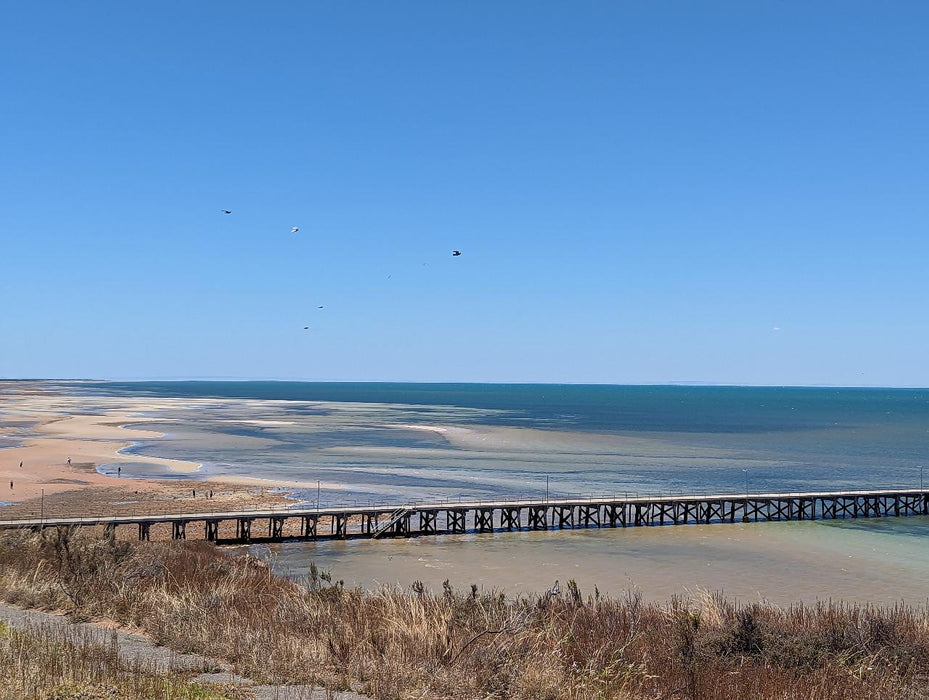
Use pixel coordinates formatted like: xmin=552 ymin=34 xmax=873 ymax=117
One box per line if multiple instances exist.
xmin=446 ymin=509 xmax=467 ymax=534
xmin=332 ymin=514 xmax=348 ymax=539
xmin=420 ymin=510 xmax=439 ymax=534
xmin=578 ymin=504 xmax=600 ymax=528
xmin=527 ymin=506 xmax=548 ymax=530
xmin=302 ymin=515 xmax=319 ymax=539
xmin=605 ymin=503 xmax=626 ymax=528
xmin=269 ymin=517 xmax=285 ymax=540
xmin=236 ymin=518 xmax=252 ymax=543
xmin=475 ymin=508 xmax=494 ymax=533
xmin=500 ymin=507 xmax=521 ymax=531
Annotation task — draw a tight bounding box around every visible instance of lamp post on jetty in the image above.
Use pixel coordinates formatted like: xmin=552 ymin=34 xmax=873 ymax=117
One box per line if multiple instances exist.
xmin=316 ymin=480 xmax=321 ymax=512
xmin=742 ymin=469 xmax=748 ymax=497
xmin=40 ymin=488 xmax=44 ymax=522
xmin=920 ymin=466 xmax=923 ymax=492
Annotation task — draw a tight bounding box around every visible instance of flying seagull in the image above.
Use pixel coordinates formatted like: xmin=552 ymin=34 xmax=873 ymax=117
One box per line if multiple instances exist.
xmin=452 ymin=250 xmax=461 ymax=256
xmin=292 ymin=226 xmax=299 ymax=233
xmin=317 ymin=305 xmax=324 ymax=309
xmin=303 ymin=326 xmax=311 ymax=330
xmin=221 ymin=210 xmax=232 ymax=214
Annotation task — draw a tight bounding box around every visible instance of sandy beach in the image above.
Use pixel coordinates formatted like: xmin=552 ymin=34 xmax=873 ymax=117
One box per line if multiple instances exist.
xmin=0 ymin=381 xmax=296 ymax=518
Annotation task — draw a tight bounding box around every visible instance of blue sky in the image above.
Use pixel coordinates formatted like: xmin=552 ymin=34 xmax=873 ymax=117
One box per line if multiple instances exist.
xmin=2 ymin=2 xmax=927 ymax=385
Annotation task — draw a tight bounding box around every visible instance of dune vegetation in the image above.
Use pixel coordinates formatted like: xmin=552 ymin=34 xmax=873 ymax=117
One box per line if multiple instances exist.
xmin=1 ymin=528 xmax=928 ymax=699
xmin=0 ymin=618 xmax=246 ymax=700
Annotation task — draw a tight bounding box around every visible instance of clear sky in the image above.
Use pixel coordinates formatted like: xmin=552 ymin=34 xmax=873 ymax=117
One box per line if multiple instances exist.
xmin=2 ymin=2 xmax=927 ymax=385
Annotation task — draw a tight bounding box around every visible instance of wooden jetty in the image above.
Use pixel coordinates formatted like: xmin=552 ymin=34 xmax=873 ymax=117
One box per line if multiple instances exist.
xmin=1 ymin=488 xmax=927 ymax=544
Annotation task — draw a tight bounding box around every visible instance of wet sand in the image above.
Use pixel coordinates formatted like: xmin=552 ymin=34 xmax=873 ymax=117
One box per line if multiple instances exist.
xmin=0 ymin=382 xmax=299 ymax=517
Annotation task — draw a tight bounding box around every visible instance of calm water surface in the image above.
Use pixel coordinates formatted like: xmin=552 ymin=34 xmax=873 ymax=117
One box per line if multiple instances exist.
xmin=265 ymin=516 xmax=929 ymax=605
xmin=85 ymin=382 xmax=929 ymax=499
xmin=45 ymin=382 xmax=929 ymax=602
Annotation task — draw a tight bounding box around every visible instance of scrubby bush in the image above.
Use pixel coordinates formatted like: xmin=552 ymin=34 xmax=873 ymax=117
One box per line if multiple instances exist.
xmin=1 ymin=528 xmax=928 ymax=699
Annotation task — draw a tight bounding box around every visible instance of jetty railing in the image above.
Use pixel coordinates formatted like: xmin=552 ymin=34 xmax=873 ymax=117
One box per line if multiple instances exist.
xmin=2 ymin=487 xmax=928 ymax=544
xmin=2 ymin=485 xmax=923 ymax=523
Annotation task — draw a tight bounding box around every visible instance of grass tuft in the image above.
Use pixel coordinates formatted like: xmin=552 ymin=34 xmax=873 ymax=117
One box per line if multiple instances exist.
xmin=2 ymin=528 xmax=929 ymax=699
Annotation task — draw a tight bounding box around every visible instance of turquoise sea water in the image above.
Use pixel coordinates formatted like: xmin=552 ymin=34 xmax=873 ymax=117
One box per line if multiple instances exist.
xmin=85 ymin=382 xmax=929 ymax=500
xmin=56 ymin=381 xmax=929 ymax=601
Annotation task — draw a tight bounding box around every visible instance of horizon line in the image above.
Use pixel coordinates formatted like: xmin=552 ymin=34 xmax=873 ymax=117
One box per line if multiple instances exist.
xmin=3 ymin=377 xmax=928 ymax=391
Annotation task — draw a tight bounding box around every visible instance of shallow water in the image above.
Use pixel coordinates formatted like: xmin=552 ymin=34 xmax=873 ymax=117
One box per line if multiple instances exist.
xmin=89 ymin=383 xmax=929 ymax=505
xmin=267 ymin=516 xmax=929 ymax=605
xmin=18 ymin=381 xmax=929 ymax=602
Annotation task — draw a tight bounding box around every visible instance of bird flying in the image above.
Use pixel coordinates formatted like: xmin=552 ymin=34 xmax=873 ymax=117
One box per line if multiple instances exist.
xmin=221 ymin=210 xmax=232 ymax=214
xmin=292 ymin=226 xmax=299 ymax=233
xmin=452 ymin=250 xmax=461 ymax=256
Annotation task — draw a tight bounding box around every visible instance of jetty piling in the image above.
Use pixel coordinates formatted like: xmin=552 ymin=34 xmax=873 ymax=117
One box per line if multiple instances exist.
xmin=2 ymin=488 xmax=928 ymax=544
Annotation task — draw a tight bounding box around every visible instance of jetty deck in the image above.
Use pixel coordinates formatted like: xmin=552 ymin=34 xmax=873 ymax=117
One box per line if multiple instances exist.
xmin=1 ymin=488 xmax=927 ymax=544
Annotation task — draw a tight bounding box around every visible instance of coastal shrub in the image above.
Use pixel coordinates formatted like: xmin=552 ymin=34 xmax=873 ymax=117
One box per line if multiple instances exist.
xmin=715 ymin=607 xmax=764 ymax=657
xmin=2 ymin=528 xmax=929 ymax=699
xmin=0 ymin=619 xmax=244 ymax=700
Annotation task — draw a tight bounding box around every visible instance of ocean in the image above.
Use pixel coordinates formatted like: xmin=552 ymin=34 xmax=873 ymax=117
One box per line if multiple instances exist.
xmin=66 ymin=381 xmax=929 ymax=602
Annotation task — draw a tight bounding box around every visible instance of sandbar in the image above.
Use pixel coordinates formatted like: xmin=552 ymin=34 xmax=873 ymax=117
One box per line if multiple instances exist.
xmin=0 ymin=383 xmax=309 ymax=516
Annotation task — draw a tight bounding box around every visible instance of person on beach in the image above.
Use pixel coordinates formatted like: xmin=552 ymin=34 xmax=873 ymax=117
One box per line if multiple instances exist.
xmin=9 ymin=481 xmax=12 ymax=490
xmin=67 ymin=457 xmax=71 ymax=466
xmin=19 ymin=461 xmax=22 ymax=468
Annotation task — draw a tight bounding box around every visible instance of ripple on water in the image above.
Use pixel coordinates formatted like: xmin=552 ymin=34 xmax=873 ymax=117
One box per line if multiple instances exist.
xmin=266 ymin=516 xmax=929 ymax=605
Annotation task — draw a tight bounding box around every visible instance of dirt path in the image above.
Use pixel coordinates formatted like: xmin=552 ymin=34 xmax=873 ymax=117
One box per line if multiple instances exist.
xmin=0 ymin=603 xmax=369 ymax=700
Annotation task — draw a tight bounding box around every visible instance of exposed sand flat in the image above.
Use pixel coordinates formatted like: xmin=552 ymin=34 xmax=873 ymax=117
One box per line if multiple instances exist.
xmin=0 ymin=410 xmax=203 ymax=503
xmin=217 ymin=475 xmax=348 ymax=491
xmin=0 ymin=383 xmax=356 ymax=515
xmin=388 ymin=422 xmax=744 ymax=459
xmin=0 ymin=389 xmax=202 ymax=504
xmin=37 ymin=413 xmax=173 ymax=440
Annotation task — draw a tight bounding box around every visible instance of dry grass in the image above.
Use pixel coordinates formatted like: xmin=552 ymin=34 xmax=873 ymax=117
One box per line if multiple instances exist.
xmin=2 ymin=527 xmax=929 ymax=699
xmin=0 ymin=618 xmax=249 ymax=699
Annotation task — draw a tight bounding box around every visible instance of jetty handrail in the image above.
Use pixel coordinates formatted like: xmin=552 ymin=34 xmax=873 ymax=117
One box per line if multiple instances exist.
xmin=371 ymin=507 xmax=410 ymax=539
xmin=1 ymin=486 xmax=928 ymax=529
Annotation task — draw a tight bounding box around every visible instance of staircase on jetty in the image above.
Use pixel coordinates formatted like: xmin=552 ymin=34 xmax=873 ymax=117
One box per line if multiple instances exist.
xmin=1 ymin=488 xmax=927 ymax=545
xmin=372 ymin=507 xmax=412 ymax=539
